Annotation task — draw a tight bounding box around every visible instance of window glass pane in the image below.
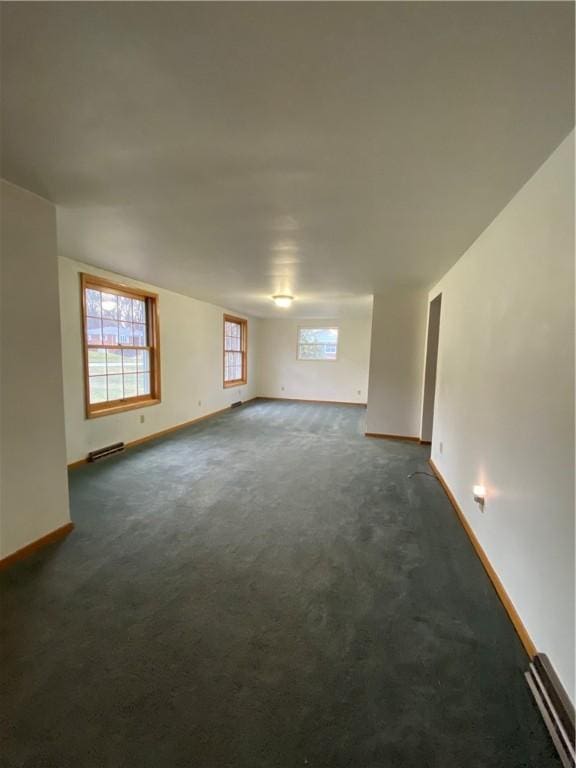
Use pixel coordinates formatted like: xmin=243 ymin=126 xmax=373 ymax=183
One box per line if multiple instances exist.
xmin=85 ymin=289 xmax=102 ymax=317
xmin=118 ymin=296 xmax=133 ymax=322
xmin=107 ymin=374 xmax=123 ymax=401
xmin=123 ymin=373 xmax=138 ymax=398
xmin=297 ymin=328 xmax=338 ymax=360
xmin=101 ymin=293 xmax=118 ymax=319
xmin=322 ymin=345 xmax=337 ymax=360
xmin=136 ymin=349 xmax=150 ymax=372
xmin=133 ymin=299 xmax=146 ymax=323
xmin=83 ymin=280 xmax=157 ymax=411
xmin=102 ymin=320 xmax=119 ymax=345
xmin=299 ymin=344 xmax=337 ymax=360
xmin=298 ymin=328 xmax=338 ymax=345
xmin=86 ymin=317 xmax=102 ymax=345
xmin=119 ymin=321 xmax=133 ymax=345
xmin=88 ymin=348 xmax=106 ymax=377
xmin=224 ymin=350 xmax=244 ymax=382
xmin=299 ymin=344 xmax=320 ymax=360
xmin=137 ymin=372 xmax=151 ymax=396
xmin=106 ymin=349 xmax=123 ymax=375
xmin=133 ymin=324 xmax=147 ymax=347
xmin=123 ymin=349 xmax=137 ymax=373
xmin=89 ymin=376 xmax=107 ymax=404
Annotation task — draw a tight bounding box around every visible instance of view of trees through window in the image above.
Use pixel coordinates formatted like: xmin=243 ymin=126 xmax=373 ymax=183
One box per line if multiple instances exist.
xmin=297 ymin=327 xmax=339 ymax=360
xmin=82 ymin=276 xmax=159 ymax=414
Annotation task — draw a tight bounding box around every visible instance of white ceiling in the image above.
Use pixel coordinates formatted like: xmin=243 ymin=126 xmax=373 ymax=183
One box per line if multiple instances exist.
xmin=1 ymin=2 xmax=574 ymax=317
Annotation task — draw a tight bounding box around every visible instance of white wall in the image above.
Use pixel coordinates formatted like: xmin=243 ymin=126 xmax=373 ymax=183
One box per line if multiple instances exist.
xmin=59 ymin=257 xmax=260 ymax=464
xmin=0 ymin=181 xmax=70 ymax=558
xmin=257 ymin=307 xmax=372 ymax=404
xmin=366 ymin=288 xmax=428 ymax=437
xmin=429 ymin=132 xmax=575 ymax=701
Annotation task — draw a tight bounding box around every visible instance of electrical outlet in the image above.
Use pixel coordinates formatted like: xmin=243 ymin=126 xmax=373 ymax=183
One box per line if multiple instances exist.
xmin=281 ymin=386 xmax=285 ymax=392
xmin=198 ymin=400 xmax=202 ymax=407
xmin=140 ymin=415 xmax=145 ymax=424
xmin=357 ymin=389 xmax=361 ymax=396
xmin=439 ymin=441 xmax=443 ymax=454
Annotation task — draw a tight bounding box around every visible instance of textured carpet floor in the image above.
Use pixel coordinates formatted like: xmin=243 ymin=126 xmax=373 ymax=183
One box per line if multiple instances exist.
xmin=1 ymin=401 xmax=559 ymax=767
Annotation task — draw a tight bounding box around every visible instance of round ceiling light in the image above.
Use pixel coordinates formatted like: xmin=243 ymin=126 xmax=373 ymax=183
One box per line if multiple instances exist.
xmin=272 ymin=295 xmax=294 ymax=308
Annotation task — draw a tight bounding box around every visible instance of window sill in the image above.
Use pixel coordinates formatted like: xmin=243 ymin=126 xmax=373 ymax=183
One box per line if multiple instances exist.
xmin=87 ymin=398 xmax=161 ymax=419
xmin=223 ymin=380 xmax=247 ymax=389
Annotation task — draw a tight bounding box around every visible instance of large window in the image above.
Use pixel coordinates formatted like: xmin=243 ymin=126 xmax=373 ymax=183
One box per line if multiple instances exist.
xmin=81 ymin=274 xmax=161 ymax=417
xmin=223 ymin=315 xmax=247 ymax=387
xmin=297 ymin=327 xmax=339 ymax=360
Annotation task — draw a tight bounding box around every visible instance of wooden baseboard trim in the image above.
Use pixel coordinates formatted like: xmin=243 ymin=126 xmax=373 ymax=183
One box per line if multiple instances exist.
xmin=257 ymin=396 xmax=366 ymax=407
xmin=0 ymin=522 xmax=75 ymax=570
xmin=428 ymin=458 xmax=536 ymax=659
xmin=365 ymin=432 xmax=420 ymax=442
xmin=419 ymin=439 xmax=432 ymax=445
xmin=68 ymin=398 xmax=258 ymax=469
xmin=67 ymin=458 xmax=88 ymax=470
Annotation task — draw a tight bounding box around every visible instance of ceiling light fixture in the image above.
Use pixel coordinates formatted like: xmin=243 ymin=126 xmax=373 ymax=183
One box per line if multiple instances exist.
xmin=272 ymin=295 xmax=294 ymax=308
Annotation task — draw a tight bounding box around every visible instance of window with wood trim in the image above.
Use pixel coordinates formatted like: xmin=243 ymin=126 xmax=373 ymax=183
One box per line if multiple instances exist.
xmin=81 ymin=274 xmax=161 ymax=417
xmin=223 ymin=315 xmax=247 ymax=387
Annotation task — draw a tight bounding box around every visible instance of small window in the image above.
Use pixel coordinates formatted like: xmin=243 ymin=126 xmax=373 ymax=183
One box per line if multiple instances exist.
xmin=223 ymin=315 xmax=247 ymax=387
xmin=297 ymin=327 xmax=339 ymax=361
xmin=81 ymin=274 xmax=161 ymax=418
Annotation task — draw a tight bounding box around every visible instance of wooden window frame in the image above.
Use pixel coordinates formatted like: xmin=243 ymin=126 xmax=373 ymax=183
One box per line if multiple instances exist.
xmin=81 ymin=273 xmax=161 ymax=418
xmin=296 ymin=325 xmax=339 ymax=361
xmin=223 ymin=314 xmax=248 ymax=388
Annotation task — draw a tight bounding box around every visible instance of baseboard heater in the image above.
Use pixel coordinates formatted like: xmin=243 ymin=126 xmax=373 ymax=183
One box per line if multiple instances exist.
xmin=231 ymin=401 xmax=243 ymax=408
xmin=526 ymin=653 xmax=575 ymax=767
xmin=87 ymin=442 xmax=125 ymax=462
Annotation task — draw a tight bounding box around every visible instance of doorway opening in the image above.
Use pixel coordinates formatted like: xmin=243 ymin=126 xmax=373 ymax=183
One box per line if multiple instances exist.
xmin=421 ymin=293 xmax=442 ymax=443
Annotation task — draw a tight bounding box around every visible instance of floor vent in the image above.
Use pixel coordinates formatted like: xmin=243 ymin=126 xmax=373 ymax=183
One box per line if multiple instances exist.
xmin=230 ymin=401 xmax=243 ymax=408
xmin=526 ymin=653 xmax=575 ymax=768
xmin=87 ymin=442 xmax=125 ymax=462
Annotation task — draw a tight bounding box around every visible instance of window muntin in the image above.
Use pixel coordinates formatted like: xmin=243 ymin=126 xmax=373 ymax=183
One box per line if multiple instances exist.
xmin=81 ymin=274 xmax=160 ymax=417
xmin=223 ymin=315 xmax=247 ymax=387
xmin=297 ymin=327 xmax=339 ymax=361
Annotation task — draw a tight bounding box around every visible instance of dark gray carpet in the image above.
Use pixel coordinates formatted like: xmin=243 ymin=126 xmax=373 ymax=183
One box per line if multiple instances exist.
xmin=1 ymin=401 xmax=559 ymax=767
